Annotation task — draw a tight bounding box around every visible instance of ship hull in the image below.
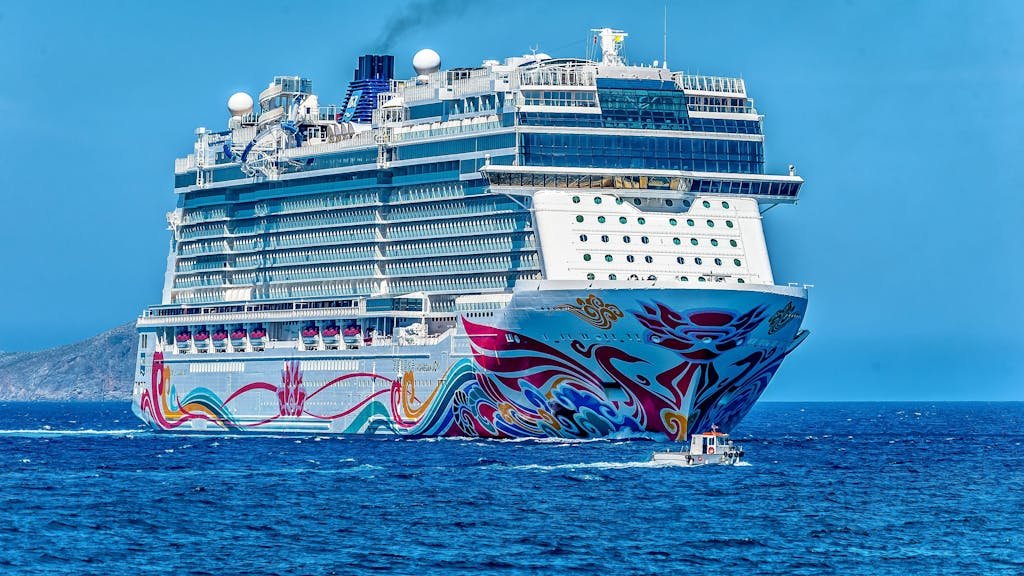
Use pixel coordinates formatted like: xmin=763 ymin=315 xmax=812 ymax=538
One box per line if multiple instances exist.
xmin=132 ymin=285 xmax=807 ymax=440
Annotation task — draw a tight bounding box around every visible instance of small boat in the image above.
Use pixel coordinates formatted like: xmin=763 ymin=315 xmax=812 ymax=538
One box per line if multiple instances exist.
xmin=651 ymin=425 xmax=745 ymax=466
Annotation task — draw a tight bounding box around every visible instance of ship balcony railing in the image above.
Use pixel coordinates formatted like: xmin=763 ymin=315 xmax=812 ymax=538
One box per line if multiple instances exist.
xmin=675 ymin=74 xmax=747 ymax=95
xmin=394 ymin=118 xmax=503 ymax=142
xmin=386 ymin=219 xmax=528 ymax=240
xmin=385 ymin=263 xmax=540 ymax=278
xmin=687 ymin=104 xmax=757 ymax=115
xmin=385 ymin=242 xmax=535 ymax=259
xmin=385 ymin=205 xmax=521 ymax=223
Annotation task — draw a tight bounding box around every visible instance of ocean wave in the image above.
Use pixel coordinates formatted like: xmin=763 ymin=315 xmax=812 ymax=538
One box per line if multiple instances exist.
xmin=0 ymin=428 xmax=144 ymax=437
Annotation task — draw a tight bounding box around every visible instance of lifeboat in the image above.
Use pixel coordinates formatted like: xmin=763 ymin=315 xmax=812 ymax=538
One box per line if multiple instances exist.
xmin=250 ymin=327 xmax=267 ymax=345
xmin=230 ymin=327 xmax=247 ymax=347
xmin=212 ymin=328 xmax=229 ymax=350
xmin=193 ymin=329 xmax=210 ymax=349
xmin=300 ymin=325 xmax=320 ymax=345
xmin=342 ymin=325 xmax=362 ymax=347
xmin=175 ymin=331 xmax=192 ymax=350
xmin=321 ymin=324 xmax=340 ymax=344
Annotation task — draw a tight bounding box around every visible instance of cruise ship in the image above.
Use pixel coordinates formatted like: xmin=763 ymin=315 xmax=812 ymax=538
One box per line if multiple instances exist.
xmin=132 ymin=29 xmax=810 ymax=439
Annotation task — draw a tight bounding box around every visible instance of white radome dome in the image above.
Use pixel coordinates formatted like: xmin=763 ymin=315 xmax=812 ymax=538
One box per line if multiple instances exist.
xmin=412 ymin=49 xmax=441 ymax=75
xmin=227 ymin=92 xmax=254 ymax=117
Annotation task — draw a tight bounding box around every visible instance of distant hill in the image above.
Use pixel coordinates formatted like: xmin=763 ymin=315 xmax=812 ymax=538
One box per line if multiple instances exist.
xmin=0 ymin=323 xmax=136 ymax=400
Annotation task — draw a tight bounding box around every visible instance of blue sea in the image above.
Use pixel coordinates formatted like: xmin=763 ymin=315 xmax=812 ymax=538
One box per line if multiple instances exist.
xmin=0 ymin=402 xmax=1021 ymax=575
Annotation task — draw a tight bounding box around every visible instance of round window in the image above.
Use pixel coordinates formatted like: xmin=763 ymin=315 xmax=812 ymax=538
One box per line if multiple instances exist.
xmin=680 ymin=276 xmax=689 ymax=282
xmin=665 ymin=199 xmax=674 ymax=207
xmin=673 ymin=237 xmax=681 ymax=245
xmin=707 ymin=219 xmax=715 ymax=228
xmin=730 ymin=239 xmax=738 ymax=247
xmin=676 ymin=257 xmax=685 ymax=264
xmin=702 ymin=200 xmax=711 ymax=208
xmin=605 ymin=254 xmax=613 ymax=262
xmin=641 ymin=236 xmax=650 ymax=244
xmin=583 ymin=254 xmax=592 ymax=261
xmin=726 ymin=220 xmax=734 ymax=228
xmin=698 ymin=276 xmax=707 ymax=282
xmin=644 ymin=256 xmax=653 ymax=263
xmin=633 ymin=198 xmax=641 ymax=206
xmin=579 ymin=234 xmax=588 ymax=242
xmin=615 ymin=198 xmax=624 ymax=205
xmin=609 ymin=273 xmax=617 ymax=280
xmin=623 ymin=236 xmax=631 ymax=243
xmin=626 ymin=255 xmax=635 ymax=263
xmin=597 ymin=216 xmax=606 ymax=223
xmin=690 ymin=238 xmax=698 ymax=246
xmin=714 ymin=258 xmax=723 ymax=266
xmin=638 ymin=217 xmax=646 ymax=225
xmin=722 ymin=201 xmax=730 ymax=209
xmin=572 ymin=196 xmax=580 ymax=204
xmin=586 ymin=273 xmax=595 ymax=280
xmin=737 ymin=278 xmax=745 ymax=283
xmin=695 ymin=257 xmax=703 ymax=265
xmin=576 ymin=215 xmax=584 ymax=223
xmin=594 ymin=197 xmax=602 ymax=204
xmin=734 ymin=258 xmax=742 ymax=266
xmin=687 ymin=219 xmax=695 ymax=226
xmin=601 ymin=235 xmax=609 ymax=243
xmin=619 ymin=216 xmax=627 ymax=224
xmin=711 ymin=239 xmax=719 ymax=247
xmin=669 ymin=218 xmax=677 ymax=226
xmin=647 ymin=275 xmax=657 ymax=280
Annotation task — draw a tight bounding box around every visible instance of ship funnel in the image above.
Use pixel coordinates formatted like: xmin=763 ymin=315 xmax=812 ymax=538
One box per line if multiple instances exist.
xmin=591 ymin=28 xmax=628 ymax=66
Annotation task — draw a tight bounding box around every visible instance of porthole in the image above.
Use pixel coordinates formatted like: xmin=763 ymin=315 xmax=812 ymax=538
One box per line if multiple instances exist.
xmin=647 ymin=275 xmax=657 ymax=280
xmin=583 ymin=254 xmax=592 ymax=261
xmin=695 ymin=257 xmax=703 ymax=265
xmin=615 ymin=198 xmax=624 ymax=205
xmin=737 ymin=278 xmax=745 ymax=283
xmin=601 ymin=235 xmax=609 ymax=243
xmin=734 ymin=258 xmax=742 ymax=266
xmin=619 ymin=216 xmax=627 ymax=224
xmin=730 ymin=239 xmax=738 ymax=247
xmin=609 ymin=274 xmax=617 ymax=280
xmin=644 ymin=256 xmax=654 ymax=264
xmin=641 ymin=236 xmax=650 ymax=244
xmin=579 ymin=234 xmax=588 ymax=242
xmin=572 ymin=196 xmax=580 ymax=204
xmin=686 ymin=219 xmax=695 ymax=226
xmin=676 ymin=257 xmax=685 ymax=264
xmin=711 ymin=239 xmax=719 ymax=247
xmin=576 ymin=215 xmax=584 ymax=223
xmin=665 ymin=199 xmax=674 ymax=207
xmin=714 ymin=258 xmax=723 ymax=266
xmin=683 ymin=199 xmax=692 ymax=207
xmin=626 ymin=255 xmax=635 ymax=263
xmin=726 ymin=220 xmax=734 ymax=228
xmin=623 ymin=236 xmax=631 ymax=243
xmin=586 ymin=273 xmax=595 ymax=280
xmin=673 ymin=237 xmax=681 ymax=245
xmin=698 ymin=276 xmax=707 ymax=282
xmin=633 ymin=198 xmax=642 ymax=206
xmin=594 ymin=197 xmax=602 ymax=205
xmin=707 ymin=219 xmax=715 ymax=228
xmin=702 ymin=200 xmax=711 ymax=208
xmin=690 ymin=238 xmax=698 ymax=246
xmin=680 ymin=276 xmax=689 ymax=282
xmin=597 ymin=216 xmax=606 ymax=223
xmin=722 ymin=201 xmax=730 ymax=209
xmin=669 ymin=218 xmax=678 ymax=226
xmin=638 ymin=217 xmax=646 ymax=225
xmin=605 ymin=254 xmax=613 ymax=262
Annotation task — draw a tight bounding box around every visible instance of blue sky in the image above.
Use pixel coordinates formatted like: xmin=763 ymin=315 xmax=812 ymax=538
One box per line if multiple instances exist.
xmin=0 ymin=0 xmax=1020 ymax=400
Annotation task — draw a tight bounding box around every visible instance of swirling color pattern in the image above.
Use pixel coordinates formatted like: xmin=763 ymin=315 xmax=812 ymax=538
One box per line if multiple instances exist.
xmin=139 ymin=298 xmax=803 ymax=440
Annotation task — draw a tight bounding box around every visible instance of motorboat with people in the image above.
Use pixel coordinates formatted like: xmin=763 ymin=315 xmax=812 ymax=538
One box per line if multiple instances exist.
xmin=651 ymin=425 xmax=745 ymax=466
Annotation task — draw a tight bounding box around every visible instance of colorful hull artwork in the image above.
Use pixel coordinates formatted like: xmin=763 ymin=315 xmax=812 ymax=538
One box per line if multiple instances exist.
xmin=133 ymin=288 xmax=808 ymax=440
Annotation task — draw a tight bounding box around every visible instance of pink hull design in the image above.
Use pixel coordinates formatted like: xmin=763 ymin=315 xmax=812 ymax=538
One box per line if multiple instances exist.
xmin=134 ymin=289 xmax=807 ymax=440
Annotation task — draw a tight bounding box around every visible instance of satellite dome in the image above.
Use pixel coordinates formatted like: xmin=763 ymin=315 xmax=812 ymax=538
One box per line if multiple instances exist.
xmin=227 ymin=92 xmax=254 ymax=117
xmin=412 ymin=49 xmax=441 ymax=75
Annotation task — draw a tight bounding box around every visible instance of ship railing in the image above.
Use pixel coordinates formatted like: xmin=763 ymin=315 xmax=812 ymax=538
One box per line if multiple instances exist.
xmin=393 ymin=117 xmax=502 ymax=142
xmin=175 ymin=155 xmax=196 ymax=173
xmin=675 ymin=73 xmax=747 ymax=96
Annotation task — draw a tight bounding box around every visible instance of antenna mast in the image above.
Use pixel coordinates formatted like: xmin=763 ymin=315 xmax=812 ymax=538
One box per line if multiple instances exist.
xmin=663 ymin=1 xmax=668 ymax=69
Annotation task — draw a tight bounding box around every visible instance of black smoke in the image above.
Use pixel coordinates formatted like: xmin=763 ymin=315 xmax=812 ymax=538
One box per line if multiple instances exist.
xmin=372 ymin=0 xmax=476 ymax=52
